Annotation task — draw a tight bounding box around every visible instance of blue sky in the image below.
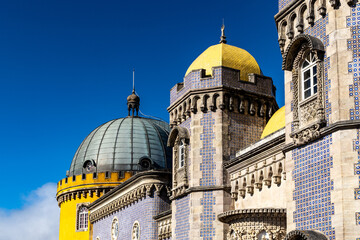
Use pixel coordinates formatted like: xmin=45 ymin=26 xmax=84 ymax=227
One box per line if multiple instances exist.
xmin=0 ymin=0 xmax=283 ymax=212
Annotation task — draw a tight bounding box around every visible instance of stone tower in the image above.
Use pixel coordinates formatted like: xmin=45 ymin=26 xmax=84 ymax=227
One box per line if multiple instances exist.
xmin=167 ymin=29 xmax=278 ymax=239
xmin=275 ymin=0 xmax=360 ymax=239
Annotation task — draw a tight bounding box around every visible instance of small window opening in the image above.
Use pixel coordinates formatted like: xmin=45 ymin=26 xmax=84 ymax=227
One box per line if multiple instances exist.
xmin=179 ymin=140 xmax=185 ymax=168
xmin=301 ymin=52 xmax=318 ymax=100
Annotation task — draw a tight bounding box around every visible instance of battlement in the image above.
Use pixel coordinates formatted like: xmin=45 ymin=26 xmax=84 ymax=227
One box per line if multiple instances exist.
xmin=56 ymin=171 xmax=133 ymax=197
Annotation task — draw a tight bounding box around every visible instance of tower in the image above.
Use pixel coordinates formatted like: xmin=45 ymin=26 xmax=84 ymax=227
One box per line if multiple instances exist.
xmin=275 ymin=0 xmax=360 ymax=239
xmin=167 ymin=27 xmax=278 ymax=239
xmin=56 ymin=91 xmax=172 ymax=240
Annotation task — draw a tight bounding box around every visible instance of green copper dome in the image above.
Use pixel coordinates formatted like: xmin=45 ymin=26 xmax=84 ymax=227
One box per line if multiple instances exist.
xmin=68 ymin=117 xmax=172 ymax=176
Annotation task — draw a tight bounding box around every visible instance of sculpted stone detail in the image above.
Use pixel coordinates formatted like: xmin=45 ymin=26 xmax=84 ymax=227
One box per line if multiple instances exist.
xmin=300 ymin=99 xmax=318 ymax=125
xmin=218 ymin=208 xmax=286 ymax=240
xmin=89 ymin=182 xmax=168 ymax=223
xmin=158 ymin=217 xmax=171 ymax=240
xmin=291 ymin=123 xmax=322 ymax=145
xmin=57 ymin=187 xmax=113 ymax=206
xmin=169 ymin=87 xmax=277 ymax=127
xmin=230 ymin=155 xmax=285 ymax=200
xmin=283 ymin=35 xmax=326 ymax=146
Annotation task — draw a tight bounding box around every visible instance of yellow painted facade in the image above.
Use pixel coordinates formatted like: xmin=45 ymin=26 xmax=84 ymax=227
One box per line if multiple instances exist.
xmin=57 ymin=172 xmax=133 ymax=240
xmin=260 ymin=106 xmax=285 ymax=139
xmin=185 ymin=43 xmax=261 ymax=81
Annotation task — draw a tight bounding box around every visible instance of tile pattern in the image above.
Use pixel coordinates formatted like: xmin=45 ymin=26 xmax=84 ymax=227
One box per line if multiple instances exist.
xmin=175 ymin=195 xmax=190 ymax=240
xmin=200 ymin=192 xmax=216 ymax=239
xmin=92 ymin=193 xmax=170 ymax=240
xmin=292 ymin=135 xmax=335 ymax=239
xmin=200 ymin=112 xmax=216 ymax=186
xmin=347 ymin=5 xmax=360 ymax=121
xmin=347 ymin=7 xmax=360 ymax=236
xmin=199 ymin=112 xmax=216 ymax=239
xmin=229 ymin=112 xmax=265 ymax=158
xmin=278 ymin=0 xmax=295 ymax=11
xmin=170 ymin=69 xmax=222 ymax=105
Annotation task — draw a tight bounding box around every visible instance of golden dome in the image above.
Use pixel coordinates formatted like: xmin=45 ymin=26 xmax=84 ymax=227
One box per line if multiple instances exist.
xmin=260 ymin=106 xmax=285 ymax=139
xmin=185 ymin=43 xmax=261 ymax=81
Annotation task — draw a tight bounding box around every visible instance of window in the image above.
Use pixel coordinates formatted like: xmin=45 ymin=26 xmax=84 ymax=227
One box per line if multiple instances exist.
xmin=301 ymin=52 xmax=317 ymax=100
xmin=179 ymin=140 xmax=185 ymax=168
xmin=132 ymin=221 xmax=140 ymax=240
xmin=257 ymin=230 xmax=269 ymax=240
xmin=111 ymin=217 xmax=119 ymax=240
xmin=77 ymin=206 xmax=88 ymax=231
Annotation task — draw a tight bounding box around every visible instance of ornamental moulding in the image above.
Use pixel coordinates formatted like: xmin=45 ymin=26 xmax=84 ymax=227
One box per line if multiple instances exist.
xmin=89 ymin=183 xmax=170 ymax=223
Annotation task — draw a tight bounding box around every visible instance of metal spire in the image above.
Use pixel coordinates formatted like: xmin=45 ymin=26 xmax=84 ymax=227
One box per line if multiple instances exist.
xmin=220 ymin=19 xmax=227 ymax=44
xmin=132 ymin=68 xmax=135 ymax=94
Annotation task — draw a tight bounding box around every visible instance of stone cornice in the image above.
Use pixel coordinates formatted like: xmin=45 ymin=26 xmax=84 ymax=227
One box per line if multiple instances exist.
xmin=283 ymin=120 xmax=360 ymax=152
xmin=89 ymin=181 xmax=170 ymax=223
xmin=218 ymin=208 xmax=286 ymax=223
xmin=88 ymin=170 xmax=171 ymax=209
xmin=167 ymin=85 xmax=276 ymax=112
xmin=170 ymin=185 xmax=231 ymax=200
xmin=56 ymin=186 xmax=114 ymax=206
xmin=153 ymin=210 xmax=172 ymax=221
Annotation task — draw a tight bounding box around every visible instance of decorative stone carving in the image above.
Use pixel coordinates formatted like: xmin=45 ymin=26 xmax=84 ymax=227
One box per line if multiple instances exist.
xmin=89 ymin=182 xmax=168 ymax=223
xmin=329 ymin=0 xmax=340 ymax=8
xmin=300 ymin=99 xmax=318 ymax=125
xmin=282 ymin=35 xmax=326 ymax=146
xmin=230 ymin=155 xmax=285 ymax=200
xmin=291 ymin=122 xmax=324 ymax=145
xmin=218 ymin=208 xmax=286 ymax=240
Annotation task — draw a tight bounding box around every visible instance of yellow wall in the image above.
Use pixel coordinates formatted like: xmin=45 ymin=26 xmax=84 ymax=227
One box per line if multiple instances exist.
xmin=57 ymin=172 xmax=132 ymax=240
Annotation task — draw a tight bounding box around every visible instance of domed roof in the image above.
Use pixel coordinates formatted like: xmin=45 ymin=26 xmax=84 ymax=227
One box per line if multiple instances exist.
xmin=185 ymin=43 xmax=261 ymax=81
xmin=260 ymin=106 xmax=285 ymax=139
xmin=68 ymin=117 xmax=172 ymax=176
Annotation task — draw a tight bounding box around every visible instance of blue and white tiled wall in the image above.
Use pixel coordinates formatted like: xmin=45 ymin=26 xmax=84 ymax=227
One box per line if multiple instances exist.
xmin=175 ymin=195 xmax=190 ymax=240
xmin=292 ymin=14 xmax=335 ymax=239
xmin=199 ymin=112 xmax=216 ymax=239
xmin=347 ymin=5 xmax=360 ymax=236
xmin=279 ymin=0 xmax=295 ymax=11
xmin=292 ymin=136 xmax=335 ymax=239
xmin=92 ymin=194 xmax=170 ymax=240
xmin=170 ymin=70 xmax=222 ymax=105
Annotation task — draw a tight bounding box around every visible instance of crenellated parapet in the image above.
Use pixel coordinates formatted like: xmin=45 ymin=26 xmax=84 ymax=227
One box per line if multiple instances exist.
xmin=275 ymin=0 xmax=356 ymax=54
xmin=168 ymin=70 xmax=278 ymax=128
xmin=56 ymin=171 xmax=133 ymax=206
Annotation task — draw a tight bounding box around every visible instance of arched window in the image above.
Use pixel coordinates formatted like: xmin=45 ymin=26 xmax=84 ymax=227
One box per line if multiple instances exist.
xmin=111 ymin=217 xmax=119 ymax=240
xmin=132 ymin=221 xmax=140 ymax=240
xmin=301 ymin=52 xmax=318 ymax=100
xmin=179 ymin=139 xmax=185 ymax=168
xmin=77 ymin=206 xmax=88 ymax=231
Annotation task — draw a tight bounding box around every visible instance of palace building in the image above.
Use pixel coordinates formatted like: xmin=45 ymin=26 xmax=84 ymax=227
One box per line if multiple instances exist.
xmin=56 ymin=1 xmax=360 ymax=239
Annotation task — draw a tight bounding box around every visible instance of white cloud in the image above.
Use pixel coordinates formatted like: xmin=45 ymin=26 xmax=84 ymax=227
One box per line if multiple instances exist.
xmin=0 ymin=183 xmax=59 ymax=240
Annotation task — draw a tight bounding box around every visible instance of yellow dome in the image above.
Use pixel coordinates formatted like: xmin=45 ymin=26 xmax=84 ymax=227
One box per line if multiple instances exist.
xmin=185 ymin=43 xmax=261 ymax=81
xmin=261 ymin=106 xmax=285 ymax=139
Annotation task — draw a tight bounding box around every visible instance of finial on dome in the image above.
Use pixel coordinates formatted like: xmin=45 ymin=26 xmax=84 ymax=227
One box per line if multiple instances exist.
xmin=127 ymin=69 xmax=140 ymax=116
xmin=220 ymin=20 xmax=227 ymax=44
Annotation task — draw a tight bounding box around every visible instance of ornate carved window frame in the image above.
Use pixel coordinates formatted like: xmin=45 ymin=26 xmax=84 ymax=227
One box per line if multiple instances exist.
xmin=167 ymin=126 xmax=190 ymax=197
xmin=283 ymin=34 xmax=326 ymax=146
